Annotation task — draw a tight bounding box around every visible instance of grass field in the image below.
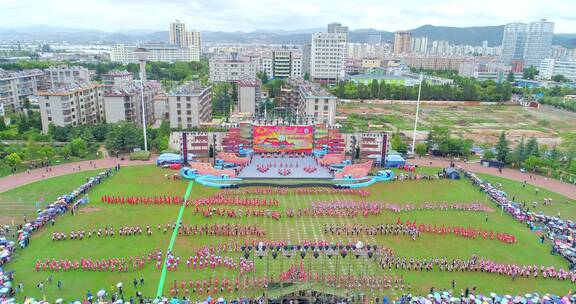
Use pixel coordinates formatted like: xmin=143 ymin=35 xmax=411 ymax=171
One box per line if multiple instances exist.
xmin=3 ymin=165 xmax=574 ymax=302
xmin=476 ymin=173 xmax=576 ymax=220
xmin=0 ymin=169 xmax=103 ymax=226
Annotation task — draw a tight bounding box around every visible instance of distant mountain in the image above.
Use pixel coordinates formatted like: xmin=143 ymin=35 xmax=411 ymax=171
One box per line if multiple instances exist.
xmin=0 ymin=25 xmax=574 ymax=48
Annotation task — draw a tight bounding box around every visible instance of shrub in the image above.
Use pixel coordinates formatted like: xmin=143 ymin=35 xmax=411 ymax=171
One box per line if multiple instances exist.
xmin=129 ymin=150 xmax=151 ymax=161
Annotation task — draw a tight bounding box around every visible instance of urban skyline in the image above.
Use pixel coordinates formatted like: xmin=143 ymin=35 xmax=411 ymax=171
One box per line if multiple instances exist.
xmin=1 ymin=0 xmax=576 ymax=33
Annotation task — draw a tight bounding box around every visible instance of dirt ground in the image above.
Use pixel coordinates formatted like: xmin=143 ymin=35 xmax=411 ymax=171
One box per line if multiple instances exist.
xmin=338 ymin=103 xmax=576 ymax=145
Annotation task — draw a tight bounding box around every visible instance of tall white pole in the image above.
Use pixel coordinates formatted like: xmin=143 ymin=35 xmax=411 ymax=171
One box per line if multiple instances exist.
xmin=411 ymin=73 xmax=423 ymax=154
xmin=140 ymin=73 xmax=148 ymax=152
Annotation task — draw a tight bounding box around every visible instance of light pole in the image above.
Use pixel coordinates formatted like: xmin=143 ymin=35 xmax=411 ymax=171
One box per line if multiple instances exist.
xmin=411 ymin=73 xmax=423 ymax=154
xmin=134 ymin=48 xmax=149 ymax=152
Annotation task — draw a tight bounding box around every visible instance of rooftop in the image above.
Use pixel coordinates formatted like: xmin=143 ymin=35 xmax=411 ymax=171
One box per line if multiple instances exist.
xmin=102 ymin=70 xmax=132 ymax=77
xmin=0 ymin=68 xmax=44 ymax=79
xmin=104 ymin=81 xmax=160 ymax=97
xmin=168 ymin=81 xmax=210 ymax=96
xmin=38 ymin=81 xmax=101 ymax=96
xmin=44 ymin=65 xmax=88 ymax=72
xmin=289 ymin=78 xmax=336 ymax=99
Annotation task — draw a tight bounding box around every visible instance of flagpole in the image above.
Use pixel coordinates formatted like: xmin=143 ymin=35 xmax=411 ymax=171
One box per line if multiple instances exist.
xmin=411 ymin=73 xmax=423 ymax=154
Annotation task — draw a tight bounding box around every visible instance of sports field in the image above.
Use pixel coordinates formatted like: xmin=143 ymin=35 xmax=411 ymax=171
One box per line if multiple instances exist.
xmin=3 ymin=165 xmax=574 ymax=302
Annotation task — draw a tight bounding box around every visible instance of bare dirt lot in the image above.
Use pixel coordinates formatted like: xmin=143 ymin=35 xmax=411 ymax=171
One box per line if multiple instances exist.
xmin=338 ymin=102 xmax=576 ymax=145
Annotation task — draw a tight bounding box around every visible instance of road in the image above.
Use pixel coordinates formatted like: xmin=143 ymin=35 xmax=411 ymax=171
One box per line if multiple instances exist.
xmin=410 ymin=157 xmax=576 ymax=200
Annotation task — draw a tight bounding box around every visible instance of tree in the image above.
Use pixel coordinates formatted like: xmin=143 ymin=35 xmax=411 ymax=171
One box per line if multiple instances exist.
xmin=415 ymin=143 xmax=428 ymax=158
xmin=0 ymin=117 xmax=6 ymax=131
xmin=25 ymin=137 xmax=40 ymax=161
xmin=551 ymin=75 xmax=567 ymax=83
xmin=525 ymin=137 xmax=540 ymax=158
xmin=91 ymin=123 xmax=109 ymax=141
xmin=256 ymin=71 xmax=268 ymax=83
xmin=370 ymin=79 xmax=379 ymax=99
xmin=5 ymin=153 xmax=22 ymax=167
xmin=506 ymin=71 xmax=515 ymax=83
xmin=483 ymin=150 xmax=496 ymax=160
xmin=514 ymin=136 xmax=526 ymax=164
xmin=390 ymin=130 xmax=408 ymax=154
xmin=495 ymin=131 xmax=509 ymax=163
xmin=561 ymin=133 xmax=576 ymax=168
xmin=303 ymin=72 xmax=310 ymax=81
xmin=524 ymin=155 xmax=541 ymax=171
xmin=523 ymin=66 xmax=539 ymax=80
xmin=105 ymin=122 xmax=143 ymax=153
xmin=38 ymin=145 xmax=56 ymax=160
xmin=69 ymin=138 xmax=87 ymax=157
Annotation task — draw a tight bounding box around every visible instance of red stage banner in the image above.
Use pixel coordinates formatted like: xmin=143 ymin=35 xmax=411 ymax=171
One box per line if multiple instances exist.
xmin=253 ymin=126 xmax=313 ymax=153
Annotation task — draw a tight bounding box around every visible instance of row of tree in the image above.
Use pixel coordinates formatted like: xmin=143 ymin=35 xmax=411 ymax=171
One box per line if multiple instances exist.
xmin=331 ymin=78 xmax=513 ymax=102
xmin=486 ymin=131 xmax=576 ymax=176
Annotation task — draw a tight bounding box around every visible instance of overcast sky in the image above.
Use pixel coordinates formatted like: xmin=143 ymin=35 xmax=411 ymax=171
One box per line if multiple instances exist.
xmin=2 ymin=0 xmax=575 ymax=33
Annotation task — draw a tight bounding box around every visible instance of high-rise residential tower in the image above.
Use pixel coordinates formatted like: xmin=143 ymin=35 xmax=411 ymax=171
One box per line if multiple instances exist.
xmin=394 ymin=31 xmax=412 ymax=54
xmin=169 ymin=20 xmax=187 ymax=48
xmin=310 ymin=23 xmax=348 ymax=84
xmin=501 ymin=20 xmax=554 ymax=68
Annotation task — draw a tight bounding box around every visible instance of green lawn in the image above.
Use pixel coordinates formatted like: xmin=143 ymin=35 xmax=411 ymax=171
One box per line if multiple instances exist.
xmin=3 ymin=165 xmax=575 ymax=302
xmin=0 ymin=169 xmax=103 ymax=226
xmin=476 ymin=173 xmax=576 ymax=220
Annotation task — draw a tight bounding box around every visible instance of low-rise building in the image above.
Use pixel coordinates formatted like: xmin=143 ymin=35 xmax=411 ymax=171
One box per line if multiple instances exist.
xmin=0 ymin=69 xmax=45 ymax=113
xmin=167 ymin=82 xmax=212 ymax=129
xmin=38 ymin=82 xmax=104 ymax=133
xmin=458 ymin=61 xmax=522 ymax=82
xmin=111 ymin=43 xmax=200 ymax=64
xmin=539 ymin=58 xmax=576 ymax=82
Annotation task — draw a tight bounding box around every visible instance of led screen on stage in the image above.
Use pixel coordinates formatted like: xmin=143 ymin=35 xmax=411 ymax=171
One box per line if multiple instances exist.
xmin=253 ymin=126 xmax=313 ymax=153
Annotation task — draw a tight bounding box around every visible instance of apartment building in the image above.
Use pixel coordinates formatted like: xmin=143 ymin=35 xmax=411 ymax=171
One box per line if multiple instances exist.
xmin=103 ymin=81 xmax=161 ymax=127
xmin=167 ymin=82 xmax=212 ymax=129
xmin=260 ymin=50 xmax=303 ymax=79
xmin=0 ymin=69 xmax=45 ymax=113
xmin=310 ymin=23 xmax=348 ymax=84
xmin=394 ymin=31 xmax=412 ymax=54
xmin=101 ymin=70 xmax=133 ymax=93
xmin=38 ymin=82 xmax=104 ymax=133
xmin=238 ymin=79 xmax=261 ymax=114
xmin=282 ymin=78 xmax=338 ymax=124
xmin=44 ymin=65 xmax=91 ymax=88
xmin=209 ymin=55 xmax=258 ymax=82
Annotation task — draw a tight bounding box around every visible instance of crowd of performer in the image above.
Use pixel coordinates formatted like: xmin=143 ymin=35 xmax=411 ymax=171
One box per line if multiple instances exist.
xmin=35 ymin=250 xmax=161 ymax=272
xmin=51 ymin=225 xmax=152 ymax=241
xmin=278 ymin=168 xmax=292 ymax=176
xmin=177 ymin=223 xmax=266 ymax=237
xmin=379 ymin=254 xmax=575 ymax=282
xmin=216 ymin=187 xmax=371 ymax=197
xmin=323 ymin=220 xmax=517 ymax=244
xmin=311 ymin=201 xmax=493 ymax=213
xmin=101 ymin=195 xmax=184 ymax=206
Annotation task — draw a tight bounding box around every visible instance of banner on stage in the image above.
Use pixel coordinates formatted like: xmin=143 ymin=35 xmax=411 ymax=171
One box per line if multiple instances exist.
xmin=253 ymin=126 xmax=313 ymax=153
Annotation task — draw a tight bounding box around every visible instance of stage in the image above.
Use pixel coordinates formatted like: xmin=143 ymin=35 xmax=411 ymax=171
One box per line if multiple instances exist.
xmin=238 ymin=154 xmax=333 ymax=179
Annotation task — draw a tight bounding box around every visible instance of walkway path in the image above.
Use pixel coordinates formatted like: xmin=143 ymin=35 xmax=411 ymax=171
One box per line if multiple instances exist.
xmin=0 ymin=157 xmax=155 ymax=193
xmin=411 ymin=157 xmax=576 ymax=200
